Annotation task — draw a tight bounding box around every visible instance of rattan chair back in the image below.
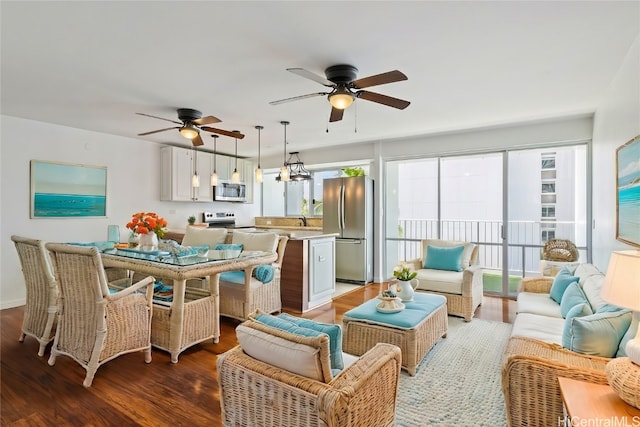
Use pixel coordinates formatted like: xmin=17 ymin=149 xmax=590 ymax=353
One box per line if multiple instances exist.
xmin=11 ymin=235 xmax=58 ymax=357
xmin=45 ymin=243 xmax=155 ymax=387
xmin=542 ymin=239 xmax=579 ymax=262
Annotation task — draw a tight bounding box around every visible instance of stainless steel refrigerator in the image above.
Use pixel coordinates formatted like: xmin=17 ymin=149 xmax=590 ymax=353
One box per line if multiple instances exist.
xmin=323 ymin=176 xmax=373 ymax=284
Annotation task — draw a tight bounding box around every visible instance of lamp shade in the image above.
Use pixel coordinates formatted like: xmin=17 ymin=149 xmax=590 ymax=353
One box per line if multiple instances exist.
xmin=601 ymin=250 xmax=640 ymax=311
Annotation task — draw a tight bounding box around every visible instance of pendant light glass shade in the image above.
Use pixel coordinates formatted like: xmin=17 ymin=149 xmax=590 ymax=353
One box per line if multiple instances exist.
xmin=279 ymin=121 xmax=290 ymax=182
xmin=192 ymin=148 xmax=200 ymax=188
xmin=211 ymin=135 xmax=219 ymax=186
xmin=255 ymin=125 xmax=263 ymax=184
xmin=231 ymin=133 xmax=240 ymax=184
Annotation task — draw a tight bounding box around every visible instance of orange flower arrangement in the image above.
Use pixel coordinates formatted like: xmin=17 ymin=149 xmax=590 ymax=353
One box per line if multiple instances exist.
xmin=126 ymin=212 xmax=167 ymax=238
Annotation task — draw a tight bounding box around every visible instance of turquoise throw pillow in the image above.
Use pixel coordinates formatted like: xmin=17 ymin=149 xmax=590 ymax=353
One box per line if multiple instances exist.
xmin=215 ymin=243 xmax=243 ymax=251
xmin=254 ymin=265 xmax=274 ymax=283
xmin=560 ymin=282 xmax=589 ymax=318
xmin=562 ymin=303 xmax=593 ymax=348
xmin=549 ymin=267 xmax=579 ymax=303
xmin=279 ymin=313 xmax=344 ymax=370
xmin=563 ymin=310 xmax=632 ymax=357
xmin=423 ymin=245 xmax=465 ymax=272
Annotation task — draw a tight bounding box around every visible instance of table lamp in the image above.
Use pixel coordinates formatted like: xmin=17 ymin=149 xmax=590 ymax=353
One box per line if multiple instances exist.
xmin=601 ymin=250 xmax=640 ymax=409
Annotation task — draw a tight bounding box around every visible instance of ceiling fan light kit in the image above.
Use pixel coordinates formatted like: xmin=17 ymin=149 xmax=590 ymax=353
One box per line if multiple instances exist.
xmin=179 ymin=124 xmax=199 ymax=140
xmin=328 ymin=88 xmax=354 ymax=110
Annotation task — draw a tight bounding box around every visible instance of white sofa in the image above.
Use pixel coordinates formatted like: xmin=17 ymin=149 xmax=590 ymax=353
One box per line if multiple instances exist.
xmin=406 ymin=239 xmax=483 ymax=321
xmin=502 ymin=263 xmax=637 ymax=427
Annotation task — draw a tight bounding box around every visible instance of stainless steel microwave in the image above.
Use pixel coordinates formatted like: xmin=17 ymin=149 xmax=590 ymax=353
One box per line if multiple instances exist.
xmin=214 ymin=181 xmax=246 ymax=202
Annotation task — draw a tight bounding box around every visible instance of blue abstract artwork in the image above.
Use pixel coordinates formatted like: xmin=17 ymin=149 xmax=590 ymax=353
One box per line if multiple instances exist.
xmin=30 ymin=161 xmax=107 ymax=218
xmin=616 ymin=135 xmax=640 ymax=247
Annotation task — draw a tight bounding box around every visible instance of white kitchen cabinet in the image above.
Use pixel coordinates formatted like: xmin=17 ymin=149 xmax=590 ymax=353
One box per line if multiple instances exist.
xmin=308 ymin=237 xmax=336 ymax=308
xmin=160 ymin=146 xmax=213 ymax=202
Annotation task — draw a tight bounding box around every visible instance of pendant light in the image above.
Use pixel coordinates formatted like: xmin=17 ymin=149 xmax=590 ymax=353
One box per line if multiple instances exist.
xmin=231 ymin=131 xmax=240 ymax=184
xmin=279 ymin=121 xmax=290 ymax=182
xmin=286 ymin=152 xmax=311 ymax=181
xmin=191 ymin=147 xmax=200 ymax=188
xmin=210 ymin=134 xmax=219 ymax=186
xmin=255 ymin=125 xmax=263 ymax=183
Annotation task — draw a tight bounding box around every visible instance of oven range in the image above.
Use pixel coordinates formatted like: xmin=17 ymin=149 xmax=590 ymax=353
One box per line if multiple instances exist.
xmin=202 ymin=212 xmax=236 ymax=228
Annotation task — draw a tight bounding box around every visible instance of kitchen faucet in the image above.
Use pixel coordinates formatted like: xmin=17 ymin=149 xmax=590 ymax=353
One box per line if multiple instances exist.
xmin=299 ymin=216 xmax=307 ymax=227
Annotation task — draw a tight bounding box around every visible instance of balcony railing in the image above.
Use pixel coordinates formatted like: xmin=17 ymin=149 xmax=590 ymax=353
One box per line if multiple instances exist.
xmin=387 ymin=219 xmax=587 ymax=281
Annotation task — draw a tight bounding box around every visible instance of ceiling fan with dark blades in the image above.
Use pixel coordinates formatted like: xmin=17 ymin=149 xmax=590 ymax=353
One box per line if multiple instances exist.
xmin=270 ymin=64 xmax=410 ymax=122
xmin=136 ymin=108 xmax=244 ymax=146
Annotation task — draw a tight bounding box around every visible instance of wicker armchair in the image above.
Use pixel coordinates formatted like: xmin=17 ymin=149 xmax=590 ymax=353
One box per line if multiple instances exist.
xmin=219 ymin=233 xmax=289 ymax=320
xmin=11 ymin=235 xmax=58 ymax=357
xmin=45 ymin=243 xmax=155 ymax=387
xmin=218 ymin=342 xmax=402 ymax=426
xmin=502 ymin=337 xmax=609 ymax=427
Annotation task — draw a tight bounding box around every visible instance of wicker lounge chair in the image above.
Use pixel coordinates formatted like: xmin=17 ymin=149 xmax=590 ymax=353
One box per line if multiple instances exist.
xmin=11 ymin=235 xmax=58 ymax=357
xmin=218 ymin=318 xmax=402 ymax=427
xmin=45 ymin=243 xmax=155 ymax=387
xmin=219 ymin=233 xmax=288 ymax=320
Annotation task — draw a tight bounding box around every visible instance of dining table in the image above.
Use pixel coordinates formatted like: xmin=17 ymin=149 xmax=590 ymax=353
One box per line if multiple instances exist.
xmin=101 ymin=247 xmax=277 ymax=363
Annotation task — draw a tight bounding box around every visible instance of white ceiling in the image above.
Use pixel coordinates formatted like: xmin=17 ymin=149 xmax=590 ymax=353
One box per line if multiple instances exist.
xmin=2 ymin=1 xmax=639 ymax=159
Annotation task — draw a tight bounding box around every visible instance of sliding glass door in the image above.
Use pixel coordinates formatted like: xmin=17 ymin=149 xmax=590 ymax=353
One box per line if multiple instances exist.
xmin=384 ymin=144 xmax=588 ymax=297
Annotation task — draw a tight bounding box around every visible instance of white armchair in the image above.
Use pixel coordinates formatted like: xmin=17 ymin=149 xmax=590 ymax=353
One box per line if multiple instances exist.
xmin=405 ymin=239 xmax=483 ymax=321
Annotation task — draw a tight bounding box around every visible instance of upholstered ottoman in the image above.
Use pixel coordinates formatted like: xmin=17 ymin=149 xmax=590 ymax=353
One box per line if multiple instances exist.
xmin=342 ymin=293 xmax=448 ymax=375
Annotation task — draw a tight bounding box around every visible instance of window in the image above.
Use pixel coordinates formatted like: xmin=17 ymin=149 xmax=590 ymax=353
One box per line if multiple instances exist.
xmin=541 ymin=206 xmax=556 ymax=218
xmin=541 ymin=229 xmax=556 ymax=242
xmin=261 ymin=166 xmax=368 ymax=217
xmin=541 ymin=156 xmax=556 ymax=170
xmin=541 ymin=183 xmax=556 ymax=193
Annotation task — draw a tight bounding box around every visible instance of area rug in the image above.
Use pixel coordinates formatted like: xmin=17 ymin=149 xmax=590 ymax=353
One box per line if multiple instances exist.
xmin=395 ymin=317 xmax=512 ymax=426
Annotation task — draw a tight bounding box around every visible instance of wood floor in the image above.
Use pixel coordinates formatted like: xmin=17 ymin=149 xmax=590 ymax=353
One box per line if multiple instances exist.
xmin=1 ymin=284 xmax=515 ymax=426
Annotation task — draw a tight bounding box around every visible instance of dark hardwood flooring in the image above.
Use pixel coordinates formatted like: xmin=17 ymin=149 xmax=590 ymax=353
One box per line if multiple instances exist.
xmin=1 ymin=284 xmax=515 ymax=426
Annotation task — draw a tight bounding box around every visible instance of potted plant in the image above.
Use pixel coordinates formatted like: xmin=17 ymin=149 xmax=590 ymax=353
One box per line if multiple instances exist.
xmin=188 ymin=215 xmax=196 ymax=226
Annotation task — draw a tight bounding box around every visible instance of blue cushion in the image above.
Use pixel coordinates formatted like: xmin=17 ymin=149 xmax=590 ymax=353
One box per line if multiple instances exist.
xmin=549 ymin=267 xmax=579 ymax=303
xmin=254 ymin=313 xmax=324 ymax=339
xmin=279 ymin=313 xmax=344 ymax=370
xmin=215 ymin=243 xmax=243 ymax=251
xmin=219 ymin=270 xmax=245 ymax=284
xmin=255 ymin=265 xmax=274 ymax=283
xmin=562 ymin=303 xmax=593 ymax=348
xmin=423 ymin=245 xmax=465 ymax=272
xmin=560 ymin=282 xmax=589 ymax=318
xmin=563 ymin=310 xmax=632 ymax=357
xmin=344 ymin=293 xmax=447 ymax=329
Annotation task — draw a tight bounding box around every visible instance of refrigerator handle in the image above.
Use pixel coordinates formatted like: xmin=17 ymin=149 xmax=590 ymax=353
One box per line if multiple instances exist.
xmin=339 ymin=184 xmax=346 ymax=230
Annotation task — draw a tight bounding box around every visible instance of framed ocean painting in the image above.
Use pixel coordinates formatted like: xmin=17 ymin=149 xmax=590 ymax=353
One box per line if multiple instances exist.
xmin=616 ymin=135 xmax=640 ymax=247
xmin=30 ymin=160 xmax=107 ymax=218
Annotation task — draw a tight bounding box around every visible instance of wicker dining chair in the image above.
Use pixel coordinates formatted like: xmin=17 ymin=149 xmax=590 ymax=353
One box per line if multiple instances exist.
xmin=11 ymin=235 xmax=58 ymax=357
xmin=219 ymin=233 xmax=289 ymax=320
xmin=45 ymin=243 xmax=155 ymax=387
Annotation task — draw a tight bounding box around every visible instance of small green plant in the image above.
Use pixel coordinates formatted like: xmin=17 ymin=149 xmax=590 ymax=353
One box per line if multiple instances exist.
xmin=342 ymin=167 xmax=365 ymax=177
xmin=187 ymin=215 xmax=196 ymax=225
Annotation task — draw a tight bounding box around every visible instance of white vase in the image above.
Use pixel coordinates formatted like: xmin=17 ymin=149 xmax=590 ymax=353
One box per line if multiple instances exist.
xmin=139 ymin=232 xmax=159 ymax=251
xmin=396 ymin=279 xmax=418 ymax=302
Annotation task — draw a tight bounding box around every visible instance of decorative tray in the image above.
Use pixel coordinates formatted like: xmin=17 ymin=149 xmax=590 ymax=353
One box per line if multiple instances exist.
xmin=376 ymin=295 xmax=405 ymax=313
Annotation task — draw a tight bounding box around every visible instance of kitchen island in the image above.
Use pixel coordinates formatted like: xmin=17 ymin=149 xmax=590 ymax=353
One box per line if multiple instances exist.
xmin=256 ymin=228 xmax=338 ymax=313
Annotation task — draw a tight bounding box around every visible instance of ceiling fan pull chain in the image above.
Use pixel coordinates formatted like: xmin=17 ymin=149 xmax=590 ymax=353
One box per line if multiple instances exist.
xmin=354 ymin=102 xmax=358 ymax=133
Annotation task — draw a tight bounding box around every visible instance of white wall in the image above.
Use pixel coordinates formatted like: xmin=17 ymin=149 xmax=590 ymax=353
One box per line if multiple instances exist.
xmin=0 ymin=116 xmax=262 ymax=308
xmin=592 ymin=34 xmax=640 ymax=271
